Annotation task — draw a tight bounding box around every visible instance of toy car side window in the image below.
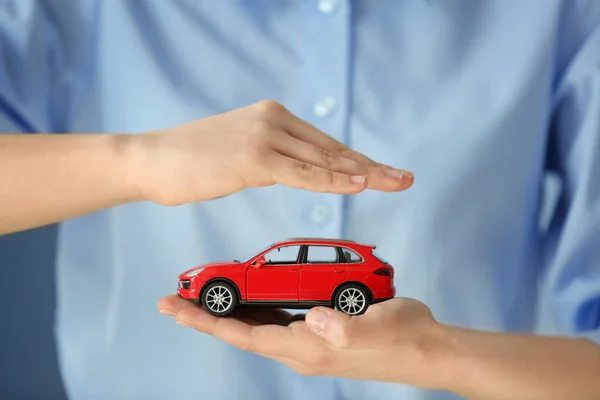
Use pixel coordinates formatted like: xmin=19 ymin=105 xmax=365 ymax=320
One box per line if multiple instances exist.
xmin=341 ymin=248 xmax=362 ymax=263
xmin=263 ymin=245 xmax=301 ymax=265
xmin=306 ymin=245 xmax=339 ymax=264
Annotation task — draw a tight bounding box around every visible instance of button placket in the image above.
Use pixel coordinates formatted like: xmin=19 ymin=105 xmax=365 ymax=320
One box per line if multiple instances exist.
xmin=296 ymin=0 xmax=350 ymax=240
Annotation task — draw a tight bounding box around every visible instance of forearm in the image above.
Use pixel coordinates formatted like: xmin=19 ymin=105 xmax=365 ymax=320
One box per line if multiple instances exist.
xmin=0 ymin=133 xmax=141 ymax=235
xmin=435 ymin=325 xmax=600 ymax=399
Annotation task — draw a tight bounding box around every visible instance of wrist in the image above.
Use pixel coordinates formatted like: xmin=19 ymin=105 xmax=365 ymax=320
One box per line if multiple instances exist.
xmin=392 ymin=321 xmax=461 ymax=391
xmin=410 ymin=322 xmax=474 ymax=393
xmin=108 ymin=132 xmax=148 ymax=203
xmin=427 ymin=324 xmax=490 ymax=397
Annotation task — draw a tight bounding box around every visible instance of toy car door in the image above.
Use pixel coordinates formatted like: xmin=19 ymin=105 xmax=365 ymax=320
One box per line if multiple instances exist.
xmin=299 ymin=244 xmax=348 ymax=302
xmin=246 ymin=244 xmax=301 ymax=302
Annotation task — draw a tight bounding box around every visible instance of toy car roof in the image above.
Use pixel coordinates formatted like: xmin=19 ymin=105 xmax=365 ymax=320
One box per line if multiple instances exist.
xmin=275 ymin=237 xmax=376 ymax=247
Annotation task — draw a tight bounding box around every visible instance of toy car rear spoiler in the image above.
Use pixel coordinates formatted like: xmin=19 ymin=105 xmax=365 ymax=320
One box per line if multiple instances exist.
xmin=367 ymin=245 xmax=389 ymax=264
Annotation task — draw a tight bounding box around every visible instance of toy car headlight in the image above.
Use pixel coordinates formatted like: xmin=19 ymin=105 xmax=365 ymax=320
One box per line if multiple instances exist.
xmin=185 ymin=268 xmax=204 ymax=277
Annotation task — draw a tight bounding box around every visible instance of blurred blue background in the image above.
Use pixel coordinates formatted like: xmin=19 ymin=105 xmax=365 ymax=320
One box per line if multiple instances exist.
xmin=0 ymin=224 xmax=67 ymax=399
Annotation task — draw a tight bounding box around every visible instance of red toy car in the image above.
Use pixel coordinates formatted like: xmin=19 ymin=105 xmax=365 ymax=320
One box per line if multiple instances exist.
xmin=177 ymin=238 xmax=395 ymax=316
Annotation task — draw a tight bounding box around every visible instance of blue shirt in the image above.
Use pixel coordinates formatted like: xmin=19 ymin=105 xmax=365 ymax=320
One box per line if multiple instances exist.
xmin=1 ymin=1 xmax=600 ymax=399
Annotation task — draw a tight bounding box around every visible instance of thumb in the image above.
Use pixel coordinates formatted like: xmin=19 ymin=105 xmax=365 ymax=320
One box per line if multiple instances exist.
xmin=305 ymin=307 xmax=356 ymax=347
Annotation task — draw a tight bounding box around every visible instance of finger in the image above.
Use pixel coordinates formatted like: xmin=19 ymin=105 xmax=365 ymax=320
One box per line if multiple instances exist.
xmin=305 ymin=307 xmax=353 ymax=347
xmin=305 ymin=306 xmax=383 ymax=349
xmin=271 ymin=133 xmax=368 ymax=176
xmin=266 ymin=152 xmax=368 ymax=194
xmin=175 ymin=306 xmax=304 ymax=358
xmin=281 ymin=120 xmax=413 ymax=191
xmin=364 ymin=164 xmax=415 ymax=192
xmin=281 ymin=115 xmax=375 ymax=165
xmin=158 ymin=296 xmax=296 ymax=326
xmin=157 ymin=296 xmax=300 ymax=327
xmin=271 ymin=134 xmax=413 ymax=192
xmin=282 ymin=114 xmax=413 ymax=178
xmin=157 ymin=294 xmax=201 ymax=316
xmin=305 ymin=305 xmax=399 ymax=349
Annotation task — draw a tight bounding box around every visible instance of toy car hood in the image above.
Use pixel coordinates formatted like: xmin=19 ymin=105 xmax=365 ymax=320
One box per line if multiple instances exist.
xmin=179 ymin=261 xmax=235 ymax=276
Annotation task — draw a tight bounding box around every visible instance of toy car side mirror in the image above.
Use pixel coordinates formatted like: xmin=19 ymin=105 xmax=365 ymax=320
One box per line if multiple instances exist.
xmin=253 ymin=257 xmax=266 ymax=267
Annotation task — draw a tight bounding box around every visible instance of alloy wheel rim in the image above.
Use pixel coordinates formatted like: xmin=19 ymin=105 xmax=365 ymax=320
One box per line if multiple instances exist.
xmin=205 ymin=286 xmax=233 ymax=313
xmin=339 ymin=288 xmax=366 ymax=315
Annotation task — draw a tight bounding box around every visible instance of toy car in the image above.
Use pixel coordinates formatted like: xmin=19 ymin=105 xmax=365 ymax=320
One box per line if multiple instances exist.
xmin=176 ymin=238 xmax=395 ymax=317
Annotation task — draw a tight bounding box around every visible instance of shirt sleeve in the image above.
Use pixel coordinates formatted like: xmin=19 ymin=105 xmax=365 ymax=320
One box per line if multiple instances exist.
xmin=0 ymin=0 xmax=98 ymax=133
xmin=542 ymin=2 xmax=600 ymax=346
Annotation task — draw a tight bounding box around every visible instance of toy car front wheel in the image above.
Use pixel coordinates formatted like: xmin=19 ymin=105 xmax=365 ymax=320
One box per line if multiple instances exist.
xmin=334 ymin=284 xmax=369 ymax=315
xmin=201 ymin=281 xmax=238 ymax=317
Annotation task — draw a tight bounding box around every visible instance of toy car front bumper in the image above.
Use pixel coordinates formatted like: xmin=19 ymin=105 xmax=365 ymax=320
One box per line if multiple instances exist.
xmin=176 ymin=279 xmax=200 ymax=303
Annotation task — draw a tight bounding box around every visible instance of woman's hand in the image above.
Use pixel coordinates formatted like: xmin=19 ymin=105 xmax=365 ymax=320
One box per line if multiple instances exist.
xmin=159 ymin=292 xmax=600 ymax=400
xmin=0 ymin=100 xmax=412 ymax=234
xmin=157 ymin=295 xmax=446 ymax=390
xmin=130 ymin=100 xmax=413 ymax=206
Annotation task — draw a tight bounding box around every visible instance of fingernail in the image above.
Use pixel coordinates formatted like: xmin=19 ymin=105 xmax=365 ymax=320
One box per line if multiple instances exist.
xmin=159 ymin=309 xmax=175 ymax=317
xmin=350 ymin=175 xmax=366 ymax=184
xmin=306 ymin=310 xmax=328 ymax=334
xmin=383 ymin=169 xmax=412 ymax=179
xmin=177 ymin=319 xmax=193 ymax=327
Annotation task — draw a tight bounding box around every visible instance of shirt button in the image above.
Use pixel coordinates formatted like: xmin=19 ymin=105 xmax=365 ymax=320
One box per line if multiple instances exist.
xmin=309 ymin=204 xmax=332 ymax=226
xmin=317 ymin=0 xmax=339 ymax=14
xmin=314 ymin=96 xmax=337 ymax=118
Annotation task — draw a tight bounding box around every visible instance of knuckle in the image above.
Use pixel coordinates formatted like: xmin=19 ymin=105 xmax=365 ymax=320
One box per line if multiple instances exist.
xmin=238 ymin=339 xmax=255 ymax=353
xmin=335 ymin=145 xmax=349 ymax=155
xmin=253 ymin=99 xmax=287 ymax=118
xmin=245 ymin=124 xmax=272 ymax=155
xmin=320 ymin=149 xmax=339 ymax=167
xmin=332 ymin=141 xmax=351 ymax=154
xmin=293 ymin=162 xmax=356 ymax=193
xmin=250 ymin=119 xmax=273 ymax=135
xmin=296 ymin=162 xmax=318 ymax=180
xmin=339 ymin=147 xmax=375 ymax=165
xmin=330 ymin=172 xmax=346 ymax=187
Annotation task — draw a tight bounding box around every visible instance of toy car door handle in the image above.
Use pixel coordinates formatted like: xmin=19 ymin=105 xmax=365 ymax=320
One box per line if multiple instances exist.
xmin=334 ymin=269 xmax=344 ymax=273
xmin=288 ymin=268 xmax=299 ymax=272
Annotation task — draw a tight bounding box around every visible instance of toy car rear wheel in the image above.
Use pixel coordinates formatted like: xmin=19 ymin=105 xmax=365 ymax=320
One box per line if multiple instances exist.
xmin=201 ymin=281 xmax=238 ymax=317
xmin=334 ymin=284 xmax=369 ymax=315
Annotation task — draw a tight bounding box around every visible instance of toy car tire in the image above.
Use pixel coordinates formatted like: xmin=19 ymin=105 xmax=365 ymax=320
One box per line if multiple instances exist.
xmin=334 ymin=284 xmax=369 ymax=315
xmin=201 ymin=281 xmax=238 ymax=317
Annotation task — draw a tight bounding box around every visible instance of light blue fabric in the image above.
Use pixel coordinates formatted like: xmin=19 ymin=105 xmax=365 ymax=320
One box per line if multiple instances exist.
xmin=1 ymin=1 xmax=600 ymax=399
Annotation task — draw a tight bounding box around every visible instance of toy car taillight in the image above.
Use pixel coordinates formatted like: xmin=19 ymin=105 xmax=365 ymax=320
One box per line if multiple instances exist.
xmin=373 ymin=267 xmax=393 ymax=277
